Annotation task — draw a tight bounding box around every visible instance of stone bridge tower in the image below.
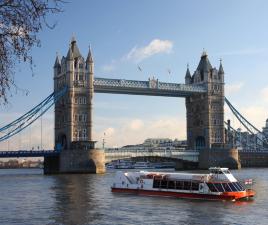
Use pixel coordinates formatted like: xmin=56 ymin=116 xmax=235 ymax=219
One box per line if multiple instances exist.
xmin=44 ymin=37 xmax=105 ymax=174
xmin=54 ymin=37 xmax=94 ymax=149
xmin=185 ymin=51 xmax=225 ymax=150
xmin=185 ymin=52 xmax=240 ymax=169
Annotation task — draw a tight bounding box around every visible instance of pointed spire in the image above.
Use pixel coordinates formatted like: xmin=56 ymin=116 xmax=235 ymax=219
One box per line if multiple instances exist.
xmin=71 ymin=34 xmax=76 ymax=44
xmin=197 ymin=50 xmax=212 ymax=72
xmin=54 ymin=52 xmax=61 ymax=68
xmin=218 ymin=58 xmax=224 ymax=74
xmin=65 ymin=35 xmax=82 ymax=59
xmin=201 ymin=48 xmax=207 ymax=57
xmin=185 ymin=63 xmax=191 ymax=78
xmin=70 ymin=36 xmax=81 ymax=58
xmin=86 ymin=44 xmax=93 ymax=63
xmin=66 ymin=43 xmax=73 ymax=60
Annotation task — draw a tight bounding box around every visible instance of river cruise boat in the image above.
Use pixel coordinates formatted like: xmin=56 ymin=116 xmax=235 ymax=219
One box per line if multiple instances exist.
xmin=111 ymin=167 xmax=255 ymax=201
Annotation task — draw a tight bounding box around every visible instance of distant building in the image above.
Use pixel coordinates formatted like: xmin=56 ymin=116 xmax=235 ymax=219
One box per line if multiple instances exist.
xmin=143 ymin=138 xmax=173 ymax=147
xmin=262 ymin=119 xmax=268 ymax=148
xmin=262 ymin=119 xmax=268 ymax=137
xmin=108 ymin=138 xmax=187 ymax=151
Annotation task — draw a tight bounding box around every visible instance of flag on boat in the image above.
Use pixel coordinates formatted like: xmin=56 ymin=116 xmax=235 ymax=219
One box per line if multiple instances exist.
xmin=244 ymin=179 xmax=253 ymax=185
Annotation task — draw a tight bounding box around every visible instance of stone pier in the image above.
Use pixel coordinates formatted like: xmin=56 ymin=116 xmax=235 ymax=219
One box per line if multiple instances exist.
xmin=198 ymin=147 xmax=241 ymax=169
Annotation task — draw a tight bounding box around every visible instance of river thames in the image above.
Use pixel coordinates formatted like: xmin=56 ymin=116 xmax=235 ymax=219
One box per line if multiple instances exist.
xmin=0 ymin=168 xmax=267 ymax=225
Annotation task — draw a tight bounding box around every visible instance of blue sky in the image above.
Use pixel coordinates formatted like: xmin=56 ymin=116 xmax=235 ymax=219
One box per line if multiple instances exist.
xmin=1 ymin=0 xmax=268 ymax=149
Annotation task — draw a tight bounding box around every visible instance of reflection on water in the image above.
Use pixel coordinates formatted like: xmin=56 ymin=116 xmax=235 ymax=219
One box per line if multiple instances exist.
xmin=51 ymin=175 xmax=101 ymax=224
xmin=0 ymin=168 xmax=268 ymax=225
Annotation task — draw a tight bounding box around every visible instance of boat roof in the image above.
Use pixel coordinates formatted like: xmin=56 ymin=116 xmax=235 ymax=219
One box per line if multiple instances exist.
xmin=209 ymin=167 xmax=229 ymax=171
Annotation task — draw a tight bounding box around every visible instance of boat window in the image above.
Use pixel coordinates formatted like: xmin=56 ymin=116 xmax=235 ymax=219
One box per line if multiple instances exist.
xmin=207 ymin=183 xmax=217 ymax=192
xmin=184 ymin=181 xmax=191 ymax=190
xmin=176 ymin=181 xmax=184 ymax=190
xmin=160 ymin=180 xmax=168 ymax=189
xmin=210 ymin=170 xmax=223 ymax=174
xmin=167 ymin=181 xmax=175 ymax=189
xmin=222 ymin=183 xmax=232 ymax=192
xmin=233 ymin=182 xmax=243 ymax=191
xmin=153 ymin=179 xmax=161 ymax=188
xmin=228 ymin=182 xmax=238 ymax=192
xmin=192 ymin=182 xmax=199 ymax=191
xmin=213 ymin=183 xmax=224 ymax=192
xmin=236 ymin=182 xmax=245 ymax=191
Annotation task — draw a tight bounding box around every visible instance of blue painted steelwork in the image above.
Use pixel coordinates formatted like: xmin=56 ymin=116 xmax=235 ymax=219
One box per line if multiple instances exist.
xmin=0 ymin=150 xmax=59 ymax=158
xmin=0 ymin=87 xmax=67 ymax=142
xmin=224 ymin=121 xmax=266 ymax=151
xmin=94 ymin=77 xmax=207 ymax=97
xmin=225 ymin=97 xmax=268 ymax=146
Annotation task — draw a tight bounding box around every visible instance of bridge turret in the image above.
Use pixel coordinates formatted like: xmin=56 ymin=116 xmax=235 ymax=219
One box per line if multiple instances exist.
xmin=53 ymin=53 xmax=61 ymax=76
xmin=86 ymin=45 xmax=94 ymax=141
xmin=86 ymin=44 xmax=94 ymax=96
xmin=218 ymin=59 xmax=224 ymax=83
xmin=185 ymin=64 xmax=192 ymax=84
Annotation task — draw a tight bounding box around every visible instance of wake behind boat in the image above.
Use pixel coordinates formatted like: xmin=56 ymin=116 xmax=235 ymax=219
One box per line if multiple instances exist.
xmin=111 ymin=167 xmax=255 ymax=201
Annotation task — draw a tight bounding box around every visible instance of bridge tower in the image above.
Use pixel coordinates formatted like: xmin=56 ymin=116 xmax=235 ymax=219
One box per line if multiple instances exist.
xmin=185 ymin=52 xmax=240 ymax=169
xmin=44 ymin=37 xmax=105 ymax=174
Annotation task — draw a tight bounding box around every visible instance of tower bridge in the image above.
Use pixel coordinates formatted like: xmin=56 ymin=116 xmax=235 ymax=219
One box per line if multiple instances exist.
xmin=1 ymin=37 xmax=268 ymax=173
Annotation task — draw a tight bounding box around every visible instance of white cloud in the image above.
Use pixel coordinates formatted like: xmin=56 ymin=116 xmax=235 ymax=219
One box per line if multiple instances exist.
xmin=225 ymin=82 xmax=244 ymax=96
xmin=225 ymin=103 xmax=267 ymax=132
xmin=128 ymin=119 xmax=144 ymax=131
xmin=93 ymin=116 xmax=185 ymax=148
xmin=104 ymin=127 xmax=115 ymax=136
xmin=125 ymin=39 xmax=173 ymax=62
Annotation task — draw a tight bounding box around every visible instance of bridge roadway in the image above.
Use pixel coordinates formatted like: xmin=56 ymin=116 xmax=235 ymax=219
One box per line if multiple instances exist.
xmin=94 ymin=77 xmax=207 ymax=97
xmin=0 ymin=149 xmax=199 ymax=162
xmin=104 ymin=148 xmax=199 ymax=163
xmin=0 ymin=150 xmax=59 ymax=158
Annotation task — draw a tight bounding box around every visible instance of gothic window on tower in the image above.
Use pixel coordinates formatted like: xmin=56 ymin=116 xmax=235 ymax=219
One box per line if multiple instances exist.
xmin=83 ymin=97 xmax=86 ymax=104
xmin=79 ymin=72 xmax=83 ymax=81
xmin=83 ymin=128 xmax=87 ymax=140
xmin=79 ymin=63 xmax=83 ymax=69
xmin=82 ymin=114 xmax=87 ymax=122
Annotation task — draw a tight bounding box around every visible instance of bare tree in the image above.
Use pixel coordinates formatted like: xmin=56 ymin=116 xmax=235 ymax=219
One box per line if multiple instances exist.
xmin=0 ymin=0 xmax=63 ymax=104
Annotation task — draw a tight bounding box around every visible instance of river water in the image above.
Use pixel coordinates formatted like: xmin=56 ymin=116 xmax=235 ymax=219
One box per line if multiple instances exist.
xmin=0 ymin=168 xmax=267 ymax=225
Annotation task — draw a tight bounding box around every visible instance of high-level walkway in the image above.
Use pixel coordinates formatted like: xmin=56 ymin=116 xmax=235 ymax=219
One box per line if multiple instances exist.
xmin=94 ymin=78 xmax=206 ymax=97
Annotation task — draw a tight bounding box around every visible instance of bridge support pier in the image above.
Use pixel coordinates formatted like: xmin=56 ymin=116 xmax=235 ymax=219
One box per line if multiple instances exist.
xmin=198 ymin=147 xmax=241 ymax=169
xmin=44 ymin=141 xmax=105 ymax=174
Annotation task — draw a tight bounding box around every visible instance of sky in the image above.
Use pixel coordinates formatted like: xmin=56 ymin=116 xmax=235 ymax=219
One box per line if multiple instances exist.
xmin=1 ymin=0 xmax=268 ymax=150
